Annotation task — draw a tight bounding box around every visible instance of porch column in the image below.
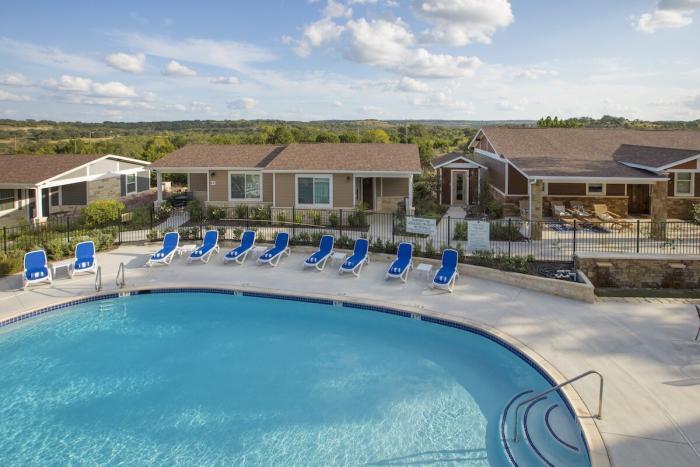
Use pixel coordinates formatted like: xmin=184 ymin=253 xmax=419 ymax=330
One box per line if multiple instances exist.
xmin=156 ymin=171 xmax=163 ymax=203
xmin=530 ymin=180 xmax=544 ymax=240
xmin=34 ymin=187 xmax=43 ymax=224
xmin=407 ymin=174 xmax=414 ymax=214
xmin=650 ymin=180 xmax=667 ymax=240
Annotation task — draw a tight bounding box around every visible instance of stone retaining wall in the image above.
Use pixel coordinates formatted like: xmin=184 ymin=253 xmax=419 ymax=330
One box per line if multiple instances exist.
xmin=667 ymin=197 xmax=698 ymax=220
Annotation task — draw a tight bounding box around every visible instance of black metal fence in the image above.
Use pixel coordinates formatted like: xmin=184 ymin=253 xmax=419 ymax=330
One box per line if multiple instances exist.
xmin=3 ymin=205 xmax=700 ymax=263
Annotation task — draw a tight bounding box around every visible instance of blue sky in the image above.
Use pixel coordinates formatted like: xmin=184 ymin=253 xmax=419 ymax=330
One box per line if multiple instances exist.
xmin=1 ymin=0 xmax=699 ymax=122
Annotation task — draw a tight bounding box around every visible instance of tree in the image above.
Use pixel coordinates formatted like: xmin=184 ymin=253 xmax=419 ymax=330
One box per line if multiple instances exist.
xmin=362 ymin=129 xmax=390 ymax=143
xmin=268 ymin=126 xmax=294 ymax=144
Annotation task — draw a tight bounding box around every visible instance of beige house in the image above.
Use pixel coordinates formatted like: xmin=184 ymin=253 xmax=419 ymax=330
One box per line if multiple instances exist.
xmin=150 ymin=143 xmax=421 ymax=213
xmin=0 ymin=154 xmax=151 ymax=227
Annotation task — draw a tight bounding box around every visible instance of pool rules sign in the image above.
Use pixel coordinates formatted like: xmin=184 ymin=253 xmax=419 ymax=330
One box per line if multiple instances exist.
xmin=467 ymin=221 xmax=490 ymax=251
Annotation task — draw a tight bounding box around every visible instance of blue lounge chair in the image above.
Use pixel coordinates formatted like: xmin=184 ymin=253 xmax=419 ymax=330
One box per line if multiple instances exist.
xmin=257 ymin=232 xmax=290 ymax=267
xmin=187 ymin=230 xmax=220 ymax=264
xmin=386 ymin=242 xmax=413 ymax=282
xmin=69 ymin=240 xmax=97 ymax=277
xmin=224 ymin=230 xmax=256 ymax=264
xmin=303 ymin=235 xmax=334 ymax=271
xmin=146 ymin=231 xmax=180 ymax=267
xmin=23 ymin=249 xmax=52 ymax=289
xmin=431 ymin=249 xmax=459 ymax=292
xmin=339 ymin=238 xmax=369 ymax=277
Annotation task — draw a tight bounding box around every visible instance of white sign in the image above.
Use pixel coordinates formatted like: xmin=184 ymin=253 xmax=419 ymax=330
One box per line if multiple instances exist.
xmin=406 ymin=216 xmax=436 ymax=235
xmin=467 ymin=220 xmax=490 ymax=251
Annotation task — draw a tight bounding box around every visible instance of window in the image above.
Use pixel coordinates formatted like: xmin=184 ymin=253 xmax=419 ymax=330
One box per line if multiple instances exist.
xmin=229 ymin=172 xmax=261 ymax=200
xmin=675 ymin=172 xmax=693 ymax=196
xmin=587 ymin=183 xmax=604 ymax=195
xmin=125 ymin=173 xmax=137 ymax=194
xmin=0 ymin=189 xmax=14 ymax=211
xmin=297 ymin=175 xmax=331 ymax=206
xmin=49 ymin=187 xmax=60 ymax=206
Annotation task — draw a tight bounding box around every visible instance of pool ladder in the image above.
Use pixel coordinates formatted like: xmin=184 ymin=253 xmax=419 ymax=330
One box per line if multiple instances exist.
xmin=95 ymin=265 xmax=102 ymax=292
xmin=511 ymin=370 xmax=604 ymax=443
xmin=116 ymin=262 xmax=126 ymax=289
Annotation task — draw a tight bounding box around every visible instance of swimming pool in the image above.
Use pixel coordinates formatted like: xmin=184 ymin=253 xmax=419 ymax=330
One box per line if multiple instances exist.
xmin=0 ymin=290 xmax=591 ymax=465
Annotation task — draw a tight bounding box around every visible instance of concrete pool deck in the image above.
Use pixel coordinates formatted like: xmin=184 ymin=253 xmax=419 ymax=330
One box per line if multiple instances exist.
xmin=1 ymin=244 xmax=699 ymax=466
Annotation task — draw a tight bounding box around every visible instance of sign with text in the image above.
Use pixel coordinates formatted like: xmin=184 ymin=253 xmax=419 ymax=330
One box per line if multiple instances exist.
xmin=467 ymin=220 xmax=490 ymax=251
xmin=405 ymin=216 xmax=436 ymax=235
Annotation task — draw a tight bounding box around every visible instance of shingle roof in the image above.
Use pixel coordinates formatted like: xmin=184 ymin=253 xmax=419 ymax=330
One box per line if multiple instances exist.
xmin=266 ymin=143 xmax=421 ymax=173
xmin=151 ymin=143 xmax=422 ymax=173
xmin=431 ymin=152 xmax=467 ymax=168
xmin=478 ymin=127 xmax=700 ymax=178
xmin=150 ymin=144 xmax=285 ymax=169
xmin=0 ymin=154 xmax=104 ymax=185
xmin=613 ymin=144 xmax=700 ymax=168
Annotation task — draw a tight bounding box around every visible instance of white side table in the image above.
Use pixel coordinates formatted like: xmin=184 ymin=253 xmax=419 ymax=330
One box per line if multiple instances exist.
xmin=52 ymin=260 xmax=73 ymax=278
xmin=331 ymin=252 xmax=347 ymax=265
xmin=178 ymin=245 xmax=196 ymax=256
xmin=415 ymin=263 xmax=433 ymax=281
xmin=251 ymin=246 xmax=268 ymax=258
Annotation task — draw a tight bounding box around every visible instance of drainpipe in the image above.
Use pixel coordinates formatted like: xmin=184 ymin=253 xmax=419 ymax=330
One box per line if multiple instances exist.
xmin=528 ymin=179 xmax=537 ymax=237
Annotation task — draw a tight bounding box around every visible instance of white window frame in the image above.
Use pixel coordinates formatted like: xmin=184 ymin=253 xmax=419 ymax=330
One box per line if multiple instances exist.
xmin=295 ymin=174 xmax=333 ymax=208
xmin=586 ymin=183 xmax=605 ymax=195
xmin=228 ymin=171 xmax=263 ymax=202
xmin=0 ymin=188 xmax=16 ymax=214
xmin=674 ymin=172 xmax=694 ymax=197
xmin=125 ymin=173 xmax=137 ymax=195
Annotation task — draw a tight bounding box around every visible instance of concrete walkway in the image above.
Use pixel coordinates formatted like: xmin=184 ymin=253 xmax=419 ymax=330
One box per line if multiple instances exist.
xmin=1 ymin=244 xmax=700 ymax=466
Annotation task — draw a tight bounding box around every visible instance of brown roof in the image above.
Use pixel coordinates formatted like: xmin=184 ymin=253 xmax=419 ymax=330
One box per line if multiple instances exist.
xmin=613 ymin=144 xmax=700 ymax=168
xmin=431 ymin=152 xmax=467 ymax=168
xmin=151 ymin=143 xmax=422 ymax=173
xmin=478 ymin=127 xmax=700 ymax=178
xmin=0 ymin=154 xmax=104 ymax=185
xmin=150 ymin=144 xmax=285 ymax=169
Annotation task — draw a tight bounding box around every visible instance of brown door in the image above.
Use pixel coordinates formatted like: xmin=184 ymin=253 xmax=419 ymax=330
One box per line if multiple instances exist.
xmin=628 ymin=184 xmax=650 ymax=215
xmin=361 ymin=178 xmax=374 ymax=210
xmin=452 ymin=171 xmax=466 ymax=205
xmin=468 ymin=169 xmax=479 ymax=205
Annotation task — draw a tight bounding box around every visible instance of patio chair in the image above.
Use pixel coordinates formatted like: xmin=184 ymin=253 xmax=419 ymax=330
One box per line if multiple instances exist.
xmin=519 ymin=199 xmax=530 ymax=219
xmin=695 ymin=305 xmax=700 ymax=341
xmin=224 ymin=230 xmax=256 ymax=264
xmin=257 ymin=232 xmax=291 ymax=267
xmin=303 ymin=235 xmax=334 ymax=271
xmin=22 ymin=249 xmax=52 ymax=289
xmin=568 ymin=200 xmax=592 ymax=217
xmin=593 ymin=204 xmax=632 ymax=231
xmin=339 ymin=238 xmax=369 ymax=278
xmin=69 ymin=240 xmax=97 ymax=277
xmin=431 ymin=249 xmax=459 ymax=292
xmin=187 ymin=230 xmax=220 ymax=264
xmin=146 ymin=231 xmax=180 ymax=267
xmin=386 ymin=242 xmax=414 ymax=282
xmin=551 ymin=201 xmax=576 ymax=227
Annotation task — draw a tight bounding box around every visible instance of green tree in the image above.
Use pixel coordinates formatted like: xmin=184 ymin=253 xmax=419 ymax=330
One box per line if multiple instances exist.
xmin=268 ymin=126 xmax=295 ymax=144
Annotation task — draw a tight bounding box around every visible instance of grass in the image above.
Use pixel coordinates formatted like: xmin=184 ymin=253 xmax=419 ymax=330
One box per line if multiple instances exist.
xmin=596 ymin=288 xmax=700 ymax=298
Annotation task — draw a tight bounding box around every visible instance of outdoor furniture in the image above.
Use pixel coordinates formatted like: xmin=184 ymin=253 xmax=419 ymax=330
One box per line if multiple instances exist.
xmin=303 ymin=235 xmax=334 ymax=271
xmin=224 ymin=230 xmax=256 ymax=265
xmin=187 ymin=230 xmax=220 ymax=264
xmin=431 ymin=249 xmax=459 ymax=293
xmin=23 ymin=250 xmax=52 ymax=289
xmin=695 ymin=305 xmax=700 ymax=341
xmin=251 ymin=246 xmax=267 ymax=259
xmin=519 ymin=200 xmax=530 ymax=219
xmin=551 ymin=201 xmax=577 ymax=226
xmin=146 ymin=231 xmax=180 ymax=267
xmin=330 ymin=252 xmax=347 ymax=266
xmin=415 ymin=263 xmax=433 ymax=281
xmin=70 ymin=241 xmax=97 ymax=277
xmin=257 ymin=232 xmax=291 ymax=267
xmin=339 ymin=238 xmax=369 ymax=278
xmin=52 ymin=259 xmax=73 ymax=278
xmin=568 ymin=201 xmax=592 ymax=217
xmin=593 ymin=204 xmax=632 ymax=231
xmin=385 ymin=242 xmax=413 ymax=282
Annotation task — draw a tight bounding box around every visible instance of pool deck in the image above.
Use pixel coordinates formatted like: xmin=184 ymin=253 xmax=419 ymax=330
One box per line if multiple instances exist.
xmin=1 ymin=244 xmax=699 ymax=466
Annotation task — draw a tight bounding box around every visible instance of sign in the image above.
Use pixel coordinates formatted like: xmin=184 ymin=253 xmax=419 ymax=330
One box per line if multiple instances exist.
xmin=405 ymin=216 xmax=436 ymax=235
xmin=467 ymin=220 xmax=490 ymax=251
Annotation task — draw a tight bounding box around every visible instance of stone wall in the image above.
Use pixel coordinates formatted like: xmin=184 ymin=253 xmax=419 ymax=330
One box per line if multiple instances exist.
xmin=575 ymin=252 xmax=700 ymax=289
xmin=543 ymin=197 xmax=628 ymax=217
xmin=667 ymin=197 xmax=699 ymax=220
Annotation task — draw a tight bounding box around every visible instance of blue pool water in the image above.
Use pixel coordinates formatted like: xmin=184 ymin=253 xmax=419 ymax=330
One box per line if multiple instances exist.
xmin=0 ymin=293 xmax=589 ymax=465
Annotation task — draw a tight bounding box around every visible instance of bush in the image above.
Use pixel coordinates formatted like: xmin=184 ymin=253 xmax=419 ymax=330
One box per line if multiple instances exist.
xmin=490 ymin=221 xmax=524 ymax=241
xmin=294 ymin=231 xmax=311 ymax=244
xmin=693 ymin=203 xmax=700 ymax=224
xmin=309 ymin=210 xmax=322 ymax=226
xmin=328 ymin=212 xmax=339 ymax=227
xmin=276 ymin=211 xmax=288 ymax=223
xmin=186 ymin=199 xmax=205 ymax=222
xmin=232 ymin=228 xmax=243 ymax=241
xmin=347 ymin=208 xmax=368 ymax=228
xmin=453 ymin=222 xmax=468 ymax=241
xmin=235 ymin=205 xmax=248 ymax=219
xmin=336 ymin=234 xmax=353 ymax=249
xmin=82 ymin=200 xmax=125 ymax=228
xmin=154 ymin=201 xmax=172 ymax=222
xmin=44 ymin=238 xmax=69 ymax=260
xmin=251 ymin=206 xmax=270 ymax=221
xmin=425 ymin=240 xmax=436 ymax=258
xmin=208 ymin=207 xmax=226 ymax=221
xmin=0 ymin=250 xmax=24 ymax=277
xmin=469 ymin=251 xmax=534 ymax=274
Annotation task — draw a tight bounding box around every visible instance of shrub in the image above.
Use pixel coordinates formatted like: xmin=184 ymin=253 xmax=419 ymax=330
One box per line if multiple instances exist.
xmin=44 ymin=238 xmax=70 ymax=260
xmin=147 ymin=229 xmax=159 ymax=242
xmin=328 ymin=212 xmax=339 ymax=227
xmin=251 ymin=206 xmax=270 ymax=221
xmin=235 ymin=205 xmax=248 ymax=219
xmin=336 ymin=234 xmax=353 ymax=249
xmin=0 ymin=250 xmax=24 ymax=277
xmin=370 ymin=237 xmax=384 ymax=252
xmin=469 ymin=251 xmax=534 ymax=274
xmin=693 ymin=203 xmax=700 ymax=224
xmin=82 ymin=200 xmax=125 ymax=228
xmin=186 ymin=199 xmax=205 ymax=223
xmin=208 ymin=207 xmax=226 ymax=221
xmin=154 ymin=201 xmax=172 ymax=222
xmin=490 ymin=221 xmax=524 ymax=241
xmin=276 ymin=211 xmax=288 ymax=223
xmin=453 ymin=222 xmax=468 ymax=241
xmin=310 ymin=231 xmax=324 ymax=245
xmin=309 ymin=210 xmax=322 ymax=226
xmin=383 ymin=240 xmax=398 ymax=254
xmin=232 ymin=228 xmax=243 ymax=241
xmin=347 ymin=208 xmax=368 ymax=228
xmin=293 ymin=212 xmax=303 ymax=224
xmin=294 ymin=231 xmax=311 ymax=244
xmin=425 ymin=240 xmax=436 ymax=258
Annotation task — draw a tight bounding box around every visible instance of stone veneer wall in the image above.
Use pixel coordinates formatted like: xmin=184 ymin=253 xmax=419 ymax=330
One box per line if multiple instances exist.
xmin=575 ymin=252 xmax=700 ymax=289
xmin=667 ymin=197 xmax=699 ymax=220
xmin=543 ymin=197 xmax=628 ymax=217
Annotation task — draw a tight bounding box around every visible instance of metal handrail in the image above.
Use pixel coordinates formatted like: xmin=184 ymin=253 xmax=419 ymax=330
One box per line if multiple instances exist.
xmin=512 ymin=370 xmax=603 ymax=442
xmin=95 ymin=265 xmax=102 ymax=292
xmin=116 ymin=262 xmax=125 ymax=289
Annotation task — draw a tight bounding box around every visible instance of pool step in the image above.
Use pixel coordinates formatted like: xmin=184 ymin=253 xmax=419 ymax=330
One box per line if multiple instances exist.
xmin=98 ymin=300 xmax=115 ymax=312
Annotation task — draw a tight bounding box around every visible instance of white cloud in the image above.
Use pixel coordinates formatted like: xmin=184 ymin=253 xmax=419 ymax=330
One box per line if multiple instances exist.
xmin=210 ymin=76 xmax=240 ymax=85
xmin=0 ymin=90 xmax=32 ymax=102
xmin=42 ymin=75 xmax=136 ymax=97
xmin=636 ymin=0 xmax=700 ymax=32
xmin=228 ymin=97 xmax=258 ymax=110
xmin=172 ymin=103 xmax=187 ymax=111
xmin=105 ymin=52 xmax=146 ymax=73
xmin=396 ymin=76 xmax=429 ymax=92
xmin=0 ymin=37 xmax=108 ymax=74
xmin=686 ymin=94 xmax=700 ymax=109
xmin=189 ymin=100 xmax=214 ymax=113
xmin=412 ymin=0 xmax=514 ymax=45
xmin=162 ymin=60 xmax=197 ymax=76
xmin=0 ymin=72 xmax=31 ymax=86
xmin=514 ymin=67 xmax=559 ymax=80
xmin=334 ymin=100 xmax=344 ymax=107
xmin=305 ymin=18 xmax=346 ymax=48
xmin=497 ymin=97 xmax=529 ymax=111
xmin=324 ymin=0 xmax=352 ymax=18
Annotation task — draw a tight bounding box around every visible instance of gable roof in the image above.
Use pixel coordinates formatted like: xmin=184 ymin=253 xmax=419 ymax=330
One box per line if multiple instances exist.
xmin=431 ymin=152 xmax=467 ymax=168
xmin=0 ymin=154 xmax=149 ymax=186
xmin=474 ymin=127 xmax=700 ymax=178
xmin=151 ymin=143 xmax=422 ymax=173
xmin=613 ymin=144 xmax=700 ymax=170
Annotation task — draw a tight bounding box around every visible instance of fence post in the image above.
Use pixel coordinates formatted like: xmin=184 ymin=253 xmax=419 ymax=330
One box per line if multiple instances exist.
xmin=573 ymin=219 xmax=577 ymax=254
xmin=118 ymin=217 xmax=122 ymax=244
xmin=292 ymin=206 xmax=296 ymax=239
xmin=66 ymin=217 xmax=70 ymax=244
xmin=339 ymin=209 xmax=343 ymax=236
xmin=2 ymin=226 xmax=6 ymax=253
xmin=150 ymin=205 xmax=154 ymax=231
xmin=507 ymin=218 xmax=512 ymax=257
xmin=447 ymin=216 xmax=451 ymax=246
xmin=636 ymin=219 xmax=640 ymax=253
xmin=392 ymin=213 xmax=396 ymax=245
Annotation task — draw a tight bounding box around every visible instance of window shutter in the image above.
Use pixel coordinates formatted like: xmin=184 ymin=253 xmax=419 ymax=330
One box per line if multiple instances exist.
xmin=120 ymin=175 xmax=127 ymax=196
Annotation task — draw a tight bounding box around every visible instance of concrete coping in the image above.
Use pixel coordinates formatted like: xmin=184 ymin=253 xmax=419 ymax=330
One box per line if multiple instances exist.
xmin=668 ymin=262 xmax=687 ymax=269
xmin=595 ymin=262 xmax=614 ymax=268
xmin=576 ymin=251 xmax=700 ymax=261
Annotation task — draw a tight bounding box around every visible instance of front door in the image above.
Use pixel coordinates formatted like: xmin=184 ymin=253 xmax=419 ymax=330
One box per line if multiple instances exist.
xmin=628 ymin=184 xmax=650 ymax=216
xmin=361 ymin=178 xmax=374 ymax=210
xmin=451 ymin=171 xmax=468 ymax=205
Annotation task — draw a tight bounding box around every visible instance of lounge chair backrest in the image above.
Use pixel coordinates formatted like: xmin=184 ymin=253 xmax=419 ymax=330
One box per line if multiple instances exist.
xmin=75 ymin=241 xmax=95 ymax=259
xmin=552 ymin=203 xmax=566 ymax=216
xmin=319 ymin=235 xmax=334 ymax=253
xmin=441 ymin=249 xmax=458 ymax=270
xmin=353 ymin=238 xmax=369 ymax=257
xmin=397 ymin=242 xmax=413 ymax=260
xmin=570 ymin=201 xmax=585 ymax=209
xmin=203 ymin=230 xmax=218 ymax=246
xmin=275 ymin=232 xmax=289 ymax=249
xmin=24 ymin=249 xmax=47 ymax=270
xmin=592 ymin=204 xmax=607 ymax=215
xmin=163 ymin=231 xmax=179 ymax=249
xmin=241 ymin=230 xmax=256 ymax=248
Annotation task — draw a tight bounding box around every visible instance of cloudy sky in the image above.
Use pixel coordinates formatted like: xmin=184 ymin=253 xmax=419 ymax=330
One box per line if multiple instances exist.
xmin=1 ymin=0 xmax=699 ymax=122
